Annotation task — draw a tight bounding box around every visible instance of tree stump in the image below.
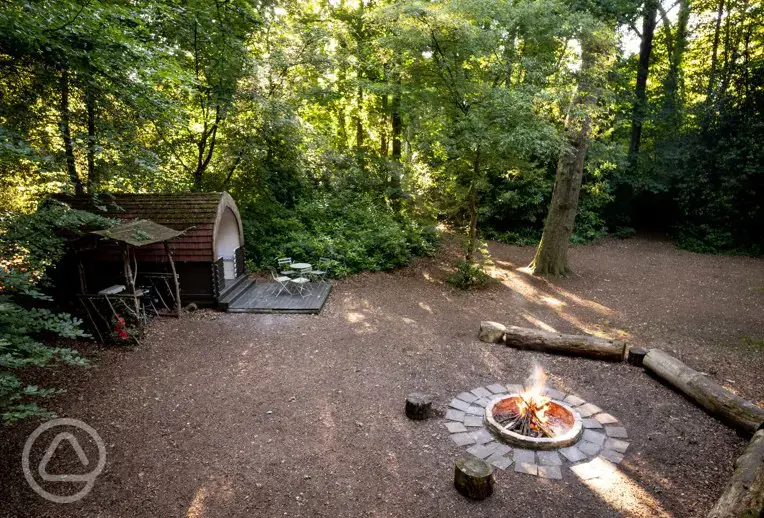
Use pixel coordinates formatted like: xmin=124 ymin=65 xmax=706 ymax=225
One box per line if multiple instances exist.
xmin=454 ymin=457 xmax=494 ymax=500
xmin=503 ymin=325 xmax=626 ymax=361
xmin=405 ymin=393 xmax=432 ymax=420
xmin=627 ymin=347 xmax=647 ymax=366
xmin=643 ymin=349 xmax=764 ymax=436
xmin=479 ymin=321 xmax=507 ymax=343
xmin=707 ymin=429 xmax=764 ymax=518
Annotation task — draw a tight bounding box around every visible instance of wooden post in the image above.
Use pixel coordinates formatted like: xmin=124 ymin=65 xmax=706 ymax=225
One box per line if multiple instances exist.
xmin=165 ymin=241 xmax=181 ymax=318
xmin=643 ymin=349 xmax=764 ymax=436
xmin=122 ymin=245 xmax=140 ymax=318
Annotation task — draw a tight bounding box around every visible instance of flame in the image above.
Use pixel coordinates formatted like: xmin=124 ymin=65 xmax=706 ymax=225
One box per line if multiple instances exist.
xmin=517 ymin=364 xmax=552 ymax=433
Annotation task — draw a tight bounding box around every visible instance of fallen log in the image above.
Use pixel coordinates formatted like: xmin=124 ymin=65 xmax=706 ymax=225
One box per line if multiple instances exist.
xmin=502 ymin=325 xmax=626 ymax=361
xmin=707 ymin=429 xmax=764 ymax=518
xmin=478 ymin=321 xmax=506 ymax=343
xmin=643 ymin=349 xmax=764 ymax=436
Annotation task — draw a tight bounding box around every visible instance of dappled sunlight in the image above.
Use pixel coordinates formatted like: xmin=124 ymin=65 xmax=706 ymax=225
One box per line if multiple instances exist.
xmin=418 ymin=302 xmax=433 ymax=313
xmin=401 ymin=317 xmax=417 ymax=325
xmin=185 ymin=478 xmax=235 ymax=518
xmin=487 ymin=261 xmax=630 ymax=340
xmin=522 ymin=313 xmax=558 ymax=332
xmin=575 ymin=461 xmax=670 ymax=518
xmin=345 ymin=311 xmax=366 ymax=324
xmin=186 ymin=486 xmax=208 ymax=518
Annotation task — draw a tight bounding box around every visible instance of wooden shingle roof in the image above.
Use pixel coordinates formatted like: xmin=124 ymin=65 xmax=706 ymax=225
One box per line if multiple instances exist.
xmin=53 ymin=192 xmax=240 ymax=262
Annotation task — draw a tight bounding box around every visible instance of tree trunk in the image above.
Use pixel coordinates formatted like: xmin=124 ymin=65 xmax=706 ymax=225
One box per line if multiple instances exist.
xmin=628 ymin=0 xmax=658 ymax=168
xmin=643 ymin=349 xmax=764 ymax=436
xmin=355 ymin=85 xmax=364 ymax=150
xmin=502 ymin=325 xmax=626 ymax=361
xmin=707 ymin=0 xmax=725 ymax=99
xmin=391 ymin=80 xmax=402 ymax=161
xmin=380 ymin=91 xmax=388 ymax=156
xmin=85 ymin=84 xmax=97 ymax=193
xmin=59 ymin=68 xmax=83 ymax=195
xmin=530 ymin=36 xmax=608 ymax=277
xmin=707 ymin=429 xmax=764 ymax=518
xmin=662 ymin=0 xmax=690 ymax=127
xmin=465 ymin=148 xmax=480 ymax=263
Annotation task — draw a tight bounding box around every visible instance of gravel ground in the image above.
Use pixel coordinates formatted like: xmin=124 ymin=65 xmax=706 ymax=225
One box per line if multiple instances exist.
xmin=1 ymin=235 xmax=762 ymax=518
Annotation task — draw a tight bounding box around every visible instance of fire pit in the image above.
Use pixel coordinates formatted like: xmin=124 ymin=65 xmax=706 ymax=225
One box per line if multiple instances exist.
xmin=484 ymin=394 xmax=582 ymax=450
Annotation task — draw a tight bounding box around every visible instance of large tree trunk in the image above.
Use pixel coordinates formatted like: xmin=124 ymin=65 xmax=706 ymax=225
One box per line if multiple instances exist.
xmin=628 ymin=0 xmax=658 ymax=168
xmin=59 ymin=68 xmax=83 ymax=195
xmin=85 ymin=84 xmax=97 ymax=193
xmin=530 ymin=36 xmax=609 ymax=276
xmin=707 ymin=429 xmax=764 ymax=518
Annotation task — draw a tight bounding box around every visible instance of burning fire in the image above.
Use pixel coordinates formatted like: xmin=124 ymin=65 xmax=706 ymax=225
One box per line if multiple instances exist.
xmin=495 ymin=365 xmax=556 ymax=438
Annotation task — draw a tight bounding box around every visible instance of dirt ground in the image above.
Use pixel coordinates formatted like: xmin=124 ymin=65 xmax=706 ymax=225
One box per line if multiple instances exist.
xmin=1 ymin=236 xmax=762 ymax=517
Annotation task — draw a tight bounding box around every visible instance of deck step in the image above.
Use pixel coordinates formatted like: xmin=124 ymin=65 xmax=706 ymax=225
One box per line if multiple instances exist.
xmin=218 ymin=275 xmax=255 ymax=310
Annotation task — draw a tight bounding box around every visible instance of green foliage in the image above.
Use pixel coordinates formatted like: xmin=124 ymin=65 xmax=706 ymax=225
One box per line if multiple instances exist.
xmin=0 ymin=204 xmax=112 ymax=423
xmin=446 ymin=259 xmax=491 ymax=289
xmin=242 ymin=192 xmax=438 ymax=277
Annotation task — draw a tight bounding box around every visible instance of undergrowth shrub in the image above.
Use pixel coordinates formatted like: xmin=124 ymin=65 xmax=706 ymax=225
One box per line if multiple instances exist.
xmin=242 ymin=193 xmax=438 ymax=276
xmin=0 ymin=201 xmax=114 ymax=422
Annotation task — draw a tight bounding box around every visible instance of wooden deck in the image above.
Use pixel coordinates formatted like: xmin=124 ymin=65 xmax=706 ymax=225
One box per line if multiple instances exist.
xmin=226 ymin=281 xmax=332 ymax=314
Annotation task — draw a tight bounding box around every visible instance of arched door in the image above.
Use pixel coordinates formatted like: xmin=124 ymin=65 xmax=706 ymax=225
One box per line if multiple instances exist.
xmin=215 ymin=208 xmax=241 ymax=281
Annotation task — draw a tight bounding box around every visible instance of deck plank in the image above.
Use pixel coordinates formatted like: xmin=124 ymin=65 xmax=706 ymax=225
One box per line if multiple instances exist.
xmin=226 ymin=282 xmax=331 ymax=314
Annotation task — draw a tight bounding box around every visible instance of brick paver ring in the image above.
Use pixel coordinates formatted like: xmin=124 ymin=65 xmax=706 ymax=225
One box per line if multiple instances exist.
xmin=445 ymin=383 xmax=629 ymax=479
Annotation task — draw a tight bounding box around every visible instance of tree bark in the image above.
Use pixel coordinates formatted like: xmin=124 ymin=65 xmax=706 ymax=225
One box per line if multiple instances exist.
xmin=661 ymin=0 xmax=690 ymax=128
xmin=380 ymin=90 xmax=388 ymax=156
xmin=59 ymin=68 xmax=83 ymax=195
xmin=85 ymin=84 xmax=97 ymax=193
xmin=355 ymin=85 xmax=364 ymax=150
xmin=503 ymin=325 xmax=626 ymax=361
xmin=530 ymin=35 xmax=608 ymax=277
xmin=643 ymin=349 xmax=764 ymax=436
xmin=391 ymin=81 xmax=402 ymax=161
xmin=707 ymin=429 xmax=764 ymax=518
xmin=707 ymin=0 xmax=725 ymax=99
xmin=465 ymin=148 xmax=480 ymax=263
xmin=628 ymin=0 xmax=658 ymax=167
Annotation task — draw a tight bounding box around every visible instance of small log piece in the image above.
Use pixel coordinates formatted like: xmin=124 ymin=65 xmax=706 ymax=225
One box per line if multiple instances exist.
xmin=503 ymin=325 xmax=626 ymax=361
xmin=627 ymin=347 xmax=648 ymax=367
xmin=643 ymin=349 xmax=764 ymax=436
xmin=405 ymin=393 xmax=432 ymax=420
xmin=454 ymin=457 xmax=494 ymax=500
xmin=479 ymin=321 xmax=507 ymax=343
xmin=707 ymin=429 xmax=764 ymax=518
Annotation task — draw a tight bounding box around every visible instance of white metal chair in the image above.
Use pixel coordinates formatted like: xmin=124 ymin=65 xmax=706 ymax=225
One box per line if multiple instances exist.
xmin=271 ymin=270 xmax=293 ymax=296
xmin=309 ymin=257 xmax=331 ymax=283
xmin=289 ymin=275 xmax=312 ymax=298
xmin=277 ymin=257 xmax=295 ymax=277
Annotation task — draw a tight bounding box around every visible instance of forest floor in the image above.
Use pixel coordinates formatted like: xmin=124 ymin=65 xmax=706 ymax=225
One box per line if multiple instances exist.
xmin=1 ymin=235 xmax=763 ymax=517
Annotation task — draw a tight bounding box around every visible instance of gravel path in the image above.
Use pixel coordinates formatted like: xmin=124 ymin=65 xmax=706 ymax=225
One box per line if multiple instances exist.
xmin=1 ymin=236 xmax=762 ymax=517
